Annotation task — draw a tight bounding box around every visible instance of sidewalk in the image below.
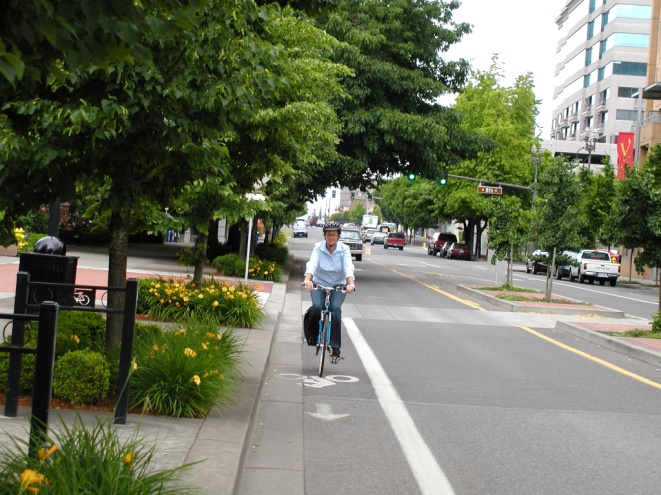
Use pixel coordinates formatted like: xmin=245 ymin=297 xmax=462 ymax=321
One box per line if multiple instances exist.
xmin=0 ymin=243 xmax=287 ymax=495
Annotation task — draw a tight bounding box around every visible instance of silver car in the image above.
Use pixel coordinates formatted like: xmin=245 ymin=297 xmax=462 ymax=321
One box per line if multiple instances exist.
xmin=340 ymin=229 xmax=363 ymax=261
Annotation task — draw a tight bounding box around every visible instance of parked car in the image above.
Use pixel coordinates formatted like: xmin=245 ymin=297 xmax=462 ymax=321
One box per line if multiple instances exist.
xmin=293 ymin=224 xmax=308 ymax=238
xmin=371 ymin=232 xmax=387 ymax=245
xmin=427 ymin=232 xmax=458 ymax=256
xmin=362 ymin=228 xmax=377 ymax=243
xmin=339 ymin=229 xmax=363 ymax=261
xmin=526 ymin=250 xmax=549 ymax=274
xmin=384 ymin=232 xmax=405 ymax=250
xmin=446 ymin=242 xmax=471 ymax=260
xmin=554 ymin=251 xmax=579 ymax=280
xmin=569 ymin=249 xmax=620 ymax=286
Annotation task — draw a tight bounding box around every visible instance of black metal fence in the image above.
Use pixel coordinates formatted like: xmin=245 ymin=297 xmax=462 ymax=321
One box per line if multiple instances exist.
xmin=4 ymin=271 xmax=138 ymax=425
xmin=0 ymin=302 xmax=59 ymax=455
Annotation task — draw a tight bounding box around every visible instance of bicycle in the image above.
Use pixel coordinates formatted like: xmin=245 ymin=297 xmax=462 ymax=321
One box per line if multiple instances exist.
xmin=305 ymin=283 xmax=349 ymax=377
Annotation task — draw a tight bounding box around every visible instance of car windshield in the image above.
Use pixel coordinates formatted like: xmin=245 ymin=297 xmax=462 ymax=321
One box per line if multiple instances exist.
xmin=374 ymin=233 xmax=386 ymax=238
xmin=453 ymin=243 xmax=468 ymax=249
xmin=341 ymin=230 xmax=361 ymax=241
xmin=585 ymin=251 xmax=611 ymax=261
xmin=389 ymin=233 xmax=405 ymax=239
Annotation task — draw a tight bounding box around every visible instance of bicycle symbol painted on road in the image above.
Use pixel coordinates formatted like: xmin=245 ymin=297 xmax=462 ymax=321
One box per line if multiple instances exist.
xmin=276 ymin=373 xmax=359 ymax=388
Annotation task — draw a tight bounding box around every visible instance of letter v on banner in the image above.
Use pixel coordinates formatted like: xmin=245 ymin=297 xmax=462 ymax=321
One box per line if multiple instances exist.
xmin=617 ymin=132 xmax=635 ymax=179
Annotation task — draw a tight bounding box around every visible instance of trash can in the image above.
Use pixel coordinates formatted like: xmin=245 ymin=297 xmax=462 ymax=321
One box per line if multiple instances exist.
xmin=18 ymin=237 xmax=78 ymax=310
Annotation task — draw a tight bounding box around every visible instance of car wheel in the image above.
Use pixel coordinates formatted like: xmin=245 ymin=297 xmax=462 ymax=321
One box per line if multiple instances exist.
xmin=532 ymin=265 xmax=538 ymax=274
xmin=384 ymin=244 xmax=388 ymax=249
xmin=609 ymin=279 xmax=617 ymax=287
xmin=579 ymin=273 xmax=585 ymax=283
xmin=556 ymin=269 xmax=562 ymax=280
xmin=570 ymin=272 xmax=576 ymax=282
xmin=399 ymin=246 xmax=403 ymax=251
xmin=526 ymin=264 xmax=531 ymax=274
xmin=355 ymin=254 xmax=362 ymax=261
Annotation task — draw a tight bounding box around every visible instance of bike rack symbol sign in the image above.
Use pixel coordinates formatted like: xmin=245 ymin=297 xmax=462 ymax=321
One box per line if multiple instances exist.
xmin=73 ymin=288 xmax=95 ymax=308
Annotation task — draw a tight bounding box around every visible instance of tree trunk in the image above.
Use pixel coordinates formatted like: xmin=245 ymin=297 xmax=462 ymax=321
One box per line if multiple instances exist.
xmin=238 ymin=219 xmax=248 ymax=259
xmin=193 ymin=232 xmax=208 ymax=285
xmin=106 ymin=211 xmax=130 ymax=349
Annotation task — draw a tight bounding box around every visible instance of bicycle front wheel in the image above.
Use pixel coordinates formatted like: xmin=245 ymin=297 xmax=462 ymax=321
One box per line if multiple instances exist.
xmin=318 ymin=314 xmax=330 ymax=377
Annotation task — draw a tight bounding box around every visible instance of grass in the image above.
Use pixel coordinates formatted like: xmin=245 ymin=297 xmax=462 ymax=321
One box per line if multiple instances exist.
xmin=477 ymin=284 xmax=540 ymax=293
xmin=605 ymin=329 xmax=661 ymax=339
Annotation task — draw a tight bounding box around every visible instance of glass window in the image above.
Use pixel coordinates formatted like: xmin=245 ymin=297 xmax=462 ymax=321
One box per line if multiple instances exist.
xmin=589 ymin=0 xmax=596 ymax=14
xmin=618 ymin=87 xmax=638 ymax=98
xmin=613 ymin=33 xmax=649 ymax=48
xmin=613 ymin=61 xmax=647 ymax=76
xmin=599 ymin=40 xmax=607 ymax=58
xmin=601 ymin=11 xmax=609 ymax=30
xmin=616 ymin=109 xmax=638 ymax=120
xmin=584 ymin=74 xmax=591 ymax=88
xmin=585 ymin=47 xmax=592 ymax=66
xmin=587 ymin=21 xmax=594 ymax=39
xmin=610 ymin=5 xmax=652 ymax=20
xmin=598 ymin=67 xmax=605 ymax=81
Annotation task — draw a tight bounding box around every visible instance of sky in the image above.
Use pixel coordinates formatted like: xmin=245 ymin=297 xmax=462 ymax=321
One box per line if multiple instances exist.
xmin=442 ymin=0 xmax=567 ymax=138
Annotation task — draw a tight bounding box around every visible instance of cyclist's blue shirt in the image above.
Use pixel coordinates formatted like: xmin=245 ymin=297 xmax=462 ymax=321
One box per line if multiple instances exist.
xmin=306 ymin=241 xmax=355 ymax=287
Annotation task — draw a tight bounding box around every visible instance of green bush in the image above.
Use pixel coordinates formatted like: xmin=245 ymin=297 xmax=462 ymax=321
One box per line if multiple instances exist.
xmin=53 ymin=350 xmax=110 ymax=405
xmin=139 ymin=278 xmax=265 ymax=328
xmin=255 ymin=242 xmax=288 ymax=264
xmin=0 ymin=417 xmax=200 ymax=494
xmin=55 ymin=310 xmax=106 ymax=356
xmin=130 ymin=320 xmax=244 ymax=417
xmin=211 ymin=253 xmax=243 ymax=277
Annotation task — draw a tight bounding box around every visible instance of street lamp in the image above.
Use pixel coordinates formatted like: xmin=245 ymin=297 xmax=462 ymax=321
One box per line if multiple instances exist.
xmin=244 ymin=192 xmax=266 ymax=281
xmin=581 ymin=128 xmax=598 ymax=172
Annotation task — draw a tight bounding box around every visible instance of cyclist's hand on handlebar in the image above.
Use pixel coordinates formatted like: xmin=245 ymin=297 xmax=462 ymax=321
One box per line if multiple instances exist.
xmin=346 ymin=284 xmax=355 ymax=294
xmin=303 ymin=280 xmax=314 ymax=291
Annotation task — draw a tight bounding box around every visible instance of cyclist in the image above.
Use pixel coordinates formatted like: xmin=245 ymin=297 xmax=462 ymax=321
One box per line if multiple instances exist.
xmin=303 ymin=221 xmax=355 ymax=362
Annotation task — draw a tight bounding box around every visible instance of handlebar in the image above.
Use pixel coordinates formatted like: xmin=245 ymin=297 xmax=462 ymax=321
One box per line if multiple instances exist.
xmin=302 ymin=282 xmax=355 ymax=293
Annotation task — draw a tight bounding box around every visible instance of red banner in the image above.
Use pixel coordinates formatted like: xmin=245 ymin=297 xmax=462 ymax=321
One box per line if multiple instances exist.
xmin=617 ymin=132 xmax=635 ymax=179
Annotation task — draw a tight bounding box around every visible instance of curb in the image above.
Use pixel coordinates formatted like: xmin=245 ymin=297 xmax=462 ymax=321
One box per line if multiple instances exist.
xmin=555 ymin=320 xmax=661 ymax=368
xmin=459 ymin=285 xmax=625 ymax=318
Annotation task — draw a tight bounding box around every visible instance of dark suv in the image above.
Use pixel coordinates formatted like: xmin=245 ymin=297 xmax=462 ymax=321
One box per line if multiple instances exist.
xmin=427 ymin=232 xmax=458 ymax=256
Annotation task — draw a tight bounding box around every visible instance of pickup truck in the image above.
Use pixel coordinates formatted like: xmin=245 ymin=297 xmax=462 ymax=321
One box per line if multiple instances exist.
xmin=569 ymin=249 xmax=620 ymax=286
xmin=384 ymin=232 xmax=405 ymax=250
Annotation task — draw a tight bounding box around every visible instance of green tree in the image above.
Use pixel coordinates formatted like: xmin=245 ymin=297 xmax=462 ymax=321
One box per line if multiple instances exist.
xmin=316 ymin=0 xmax=485 ymax=189
xmin=577 ymin=159 xmax=618 ymax=247
xmin=611 ymin=144 xmax=661 ymax=308
xmin=378 ymin=177 xmax=439 ymax=233
xmin=448 ymin=58 xmax=537 ymax=256
xmin=532 ymin=156 xmax=586 ymax=298
xmin=487 ymin=195 xmax=530 ymax=287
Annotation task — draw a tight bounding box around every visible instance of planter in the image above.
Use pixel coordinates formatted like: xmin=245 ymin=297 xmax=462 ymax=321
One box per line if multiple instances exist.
xmin=0 ymin=245 xmax=18 ymax=257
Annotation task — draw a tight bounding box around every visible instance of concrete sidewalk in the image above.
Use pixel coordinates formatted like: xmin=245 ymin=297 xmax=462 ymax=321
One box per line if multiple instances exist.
xmin=0 ymin=243 xmax=287 ymax=495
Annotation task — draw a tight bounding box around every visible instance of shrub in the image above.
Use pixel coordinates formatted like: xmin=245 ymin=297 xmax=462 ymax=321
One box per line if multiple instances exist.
xmin=211 ymin=253 xmax=243 ymax=276
xmin=0 ymin=417 xmax=200 ymax=494
xmin=247 ymin=258 xmax=281 ymax=282
xmin=139 ymin=278 xmax=265 ymax=327
xmin=52 ymin=350 xmax=110 ymax=405
xmin=130 ymin=320 xmax=244 ymax=417
xmin=55 ymin=310 xmax=106 ymax=356
xmin=255 ymin=242 xmax=288 ymax=264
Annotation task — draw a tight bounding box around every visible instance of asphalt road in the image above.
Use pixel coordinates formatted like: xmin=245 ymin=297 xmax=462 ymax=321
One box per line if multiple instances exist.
xmin=287 ymin=229 xmax=661 ymax=495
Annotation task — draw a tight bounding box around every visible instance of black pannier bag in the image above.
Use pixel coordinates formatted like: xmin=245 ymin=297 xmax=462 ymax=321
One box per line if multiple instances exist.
xmin=303 ymin=306 xmax=321 ymax=345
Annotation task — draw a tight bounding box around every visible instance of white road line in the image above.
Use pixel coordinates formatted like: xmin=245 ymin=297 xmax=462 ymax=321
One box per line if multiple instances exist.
xmin=344 ymin=318 xmax=455 ymax=495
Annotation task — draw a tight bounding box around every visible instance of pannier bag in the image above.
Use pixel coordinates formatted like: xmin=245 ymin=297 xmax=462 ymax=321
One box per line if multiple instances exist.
xmin=303 ymin=306 xmax=320 ymax=345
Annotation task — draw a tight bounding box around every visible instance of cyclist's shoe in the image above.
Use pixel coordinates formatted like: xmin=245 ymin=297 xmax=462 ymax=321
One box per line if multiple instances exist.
xmin=331 ymin=348 xmax=341 ymax=364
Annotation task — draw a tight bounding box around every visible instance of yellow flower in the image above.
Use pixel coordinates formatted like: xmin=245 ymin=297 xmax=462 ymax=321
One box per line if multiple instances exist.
xmin=37 ymin=444 xmax=58 ymax=461
xmin=132 ymin=361 xmax=138 ymax=371
xmin=122 ymin=451 xmax=133 ymax=465
xmin=184 ymin=348 xmax=197 ymax=358
xmin=212 ymin=300 xmax=219 ymax=307
xmin=205 ymin=332 xmax=216 ymax=338
xmin=70 ymin=334 xmax=80 ymax=344
xmin=151 ymin=344 xmax=159 ymax=351
xmin=198 ymin=294 xmax=204 ymax=299
xmin=192 ymin=375 xmax=201 ymax=386
xmin=20 ymin=469 xmax=46 ymax=487
xmin=201 ymin=342 xmax=209 ymax=350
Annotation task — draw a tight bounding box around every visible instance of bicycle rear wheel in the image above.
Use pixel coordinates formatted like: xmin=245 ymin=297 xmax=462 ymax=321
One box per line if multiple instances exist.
xmin=318 ymin=314 xmax=330 ymax=377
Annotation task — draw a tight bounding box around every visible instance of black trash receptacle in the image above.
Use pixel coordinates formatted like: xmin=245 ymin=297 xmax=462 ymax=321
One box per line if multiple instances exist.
xmin=18 ymin=252 xmax=78 ymax=310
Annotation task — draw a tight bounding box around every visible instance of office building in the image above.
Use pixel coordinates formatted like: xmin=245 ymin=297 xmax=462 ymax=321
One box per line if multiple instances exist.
xmin=546 ymin=0 xmax=652 ymax=168
xmin=638 ymin=0 xmax=661 ymax=161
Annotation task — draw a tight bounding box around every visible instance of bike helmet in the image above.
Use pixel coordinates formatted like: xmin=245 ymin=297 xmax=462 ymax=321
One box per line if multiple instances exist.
xmin=322 ymin=221 xmax=341 ymax=235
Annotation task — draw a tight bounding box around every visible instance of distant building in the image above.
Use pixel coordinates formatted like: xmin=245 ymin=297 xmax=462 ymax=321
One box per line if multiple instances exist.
xmin=546 ymin=0 xmax=652 ymax=169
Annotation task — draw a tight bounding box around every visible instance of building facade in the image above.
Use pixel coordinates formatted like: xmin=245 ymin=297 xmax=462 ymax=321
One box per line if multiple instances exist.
xmin=546 ymin=0 xmax=652 ymax=167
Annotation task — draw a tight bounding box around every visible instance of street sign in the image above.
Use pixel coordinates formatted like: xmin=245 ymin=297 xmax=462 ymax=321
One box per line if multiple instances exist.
xmin=477 ymin=185 xmax=503 ymax=195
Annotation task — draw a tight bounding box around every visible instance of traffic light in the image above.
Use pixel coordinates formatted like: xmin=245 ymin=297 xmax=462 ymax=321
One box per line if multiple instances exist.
xmin=351 ymin=192 xmax=355 ymax=199
xmin=406 ymin=172 xmax=416 ymax=181
xmin=438 ymin=168 xmax=448 ymax=186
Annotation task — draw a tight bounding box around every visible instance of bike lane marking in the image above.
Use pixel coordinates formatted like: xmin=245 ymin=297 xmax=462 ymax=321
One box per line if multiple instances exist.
xmin=344 ymin=317 xmax=455 ymax=495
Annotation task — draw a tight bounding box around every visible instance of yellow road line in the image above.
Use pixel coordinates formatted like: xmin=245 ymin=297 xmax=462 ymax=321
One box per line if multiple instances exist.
xmin=384 ymin=265 xmax=484 ymax=311
xmin=517 ymin=325 xmax=661 ymax=390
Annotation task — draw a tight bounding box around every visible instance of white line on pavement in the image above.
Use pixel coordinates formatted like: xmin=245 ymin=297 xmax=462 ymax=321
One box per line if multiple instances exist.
xmin=344 ymin=318 xmax=455 ymax=495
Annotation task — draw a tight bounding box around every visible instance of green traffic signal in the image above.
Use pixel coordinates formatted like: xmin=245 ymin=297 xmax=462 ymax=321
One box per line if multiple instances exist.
xmin=407 ymin=172 xmax=416 ymax=180
xmin=438 ymin=177 xmax=447 ymax=186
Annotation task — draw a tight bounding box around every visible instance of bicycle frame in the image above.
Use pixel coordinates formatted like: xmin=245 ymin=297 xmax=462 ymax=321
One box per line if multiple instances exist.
xmin=310 ymin=283 xmax=347 ymax=377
